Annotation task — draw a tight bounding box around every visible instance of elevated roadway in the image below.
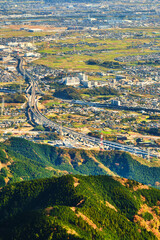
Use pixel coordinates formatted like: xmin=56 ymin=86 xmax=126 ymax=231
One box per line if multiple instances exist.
xmin=17 ymin=57 xmax=159 ymax=159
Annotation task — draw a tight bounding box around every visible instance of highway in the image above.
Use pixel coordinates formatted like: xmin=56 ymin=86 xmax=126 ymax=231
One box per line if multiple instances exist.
xmin=17 ymin=57 xmax=159 ymax=159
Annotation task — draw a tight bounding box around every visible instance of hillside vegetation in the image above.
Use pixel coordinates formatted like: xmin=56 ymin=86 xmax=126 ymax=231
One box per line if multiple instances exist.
xmin=53 ymin=85 xmax=118 ymax=100
xmin=0 ymin=174 xmax=159 ymax=240
xmin=0 ymin=138 xmax=160 ymax=188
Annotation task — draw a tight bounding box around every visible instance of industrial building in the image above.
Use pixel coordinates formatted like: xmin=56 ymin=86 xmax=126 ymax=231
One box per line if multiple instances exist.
xmin=62 ymin=73 xmax=102 ymax=88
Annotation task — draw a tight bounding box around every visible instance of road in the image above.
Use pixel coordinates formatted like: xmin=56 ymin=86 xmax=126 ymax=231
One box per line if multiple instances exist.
xmin=17 ymin=57 xmax=159 ymax=159
xmin=58 ymin=99 xmax=160 ymax=113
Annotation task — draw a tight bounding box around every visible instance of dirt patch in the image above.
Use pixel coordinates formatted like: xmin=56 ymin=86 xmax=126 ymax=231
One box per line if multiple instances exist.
xmin=33 ymin=149 xmax=42 ymax=159
xmin=140 ymin=195 xmax=146 ymax=202
xmin=67 ymin=228 xmax=79 ymax=236
xmin=70 ymin=207 xmax=76 ymax=212
xmin=79 ymin=127 xmax=90 ymax=134
xmin=2 ymin=149 xmax=9 ymax=159
xmin=133 ymin=184 xmax=149 ymax=191
xmin=70 ymin=207 xmax=102 ymax=231
xmin=76 ymin=199 xmax=85 ymax=207
xmin=134 ymin=203 xmax=160 ymax=239
xmin=45 ymin=166 xmax=68 ymax=175
xmin=73 ymin=177 xmax=80 ymax=188
xmin=45 ymin=166 xmax=55 ymax=171
xmin=106 ymin=201 xmax=117 ymax=212
xmin=76 ymin=212 xmax=98 ymax=230
xmin=0 ymin=161 xmax=11 ymax=171
xmin=4 ymin=178 xmax=10 ymax=184
xmin=113 ymin=177 xmax=128 ymax=186
xmin=113 ymin=177 xmax=150 ymax=191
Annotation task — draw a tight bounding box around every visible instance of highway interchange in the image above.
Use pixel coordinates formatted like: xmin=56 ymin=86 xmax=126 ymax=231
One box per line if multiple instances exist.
xmin=17 ymin=57 xmax=159 ymax=159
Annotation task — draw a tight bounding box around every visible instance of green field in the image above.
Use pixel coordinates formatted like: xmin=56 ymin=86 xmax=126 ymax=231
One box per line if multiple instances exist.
xmin=34 ymin=29 xmax=160 ymax=71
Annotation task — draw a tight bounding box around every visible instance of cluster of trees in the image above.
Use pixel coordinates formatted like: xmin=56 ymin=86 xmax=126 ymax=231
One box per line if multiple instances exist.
xmin=40 ymin=94 xmax=54 ymax=101
xmin=138 ymin=127 xmax=160 ymax=136
xmin=54 ymin=87 xmax=82 ymax=100
xmin=148 ymin=115 xmax=160 ymax=120
xmin=0 ymin=148 xmax=8 ymax=164
xmin=0 ymin=93 xmax=26 ymax=103
xmin=86 ymin=59 xmax=123 ymax=69
xmin=137 ymin=60 xmax=160 ymax=65
xmin=0 ymin=149 xmax=8 ymax=187
xmin=84 ymin=86 xmax=119 ymax=96
xmin=36 ymin=132 xmax=60 ymax=140
xmin=138 ymin=188 xmax=160 ymax=206
xmin=97 ymin=151 xmax=160 ymax=186
xmin=121 ymin=117 xmax=137 ymax=123
xmin=54 ymin=85 xmax=119 ymax=101
xmin=0 ymin=175 xmax=5 ymax=188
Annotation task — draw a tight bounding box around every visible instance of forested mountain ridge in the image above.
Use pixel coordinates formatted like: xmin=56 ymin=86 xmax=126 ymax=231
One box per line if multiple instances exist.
xmin=0 ymin=137 xmax=160 ymax=188
xmin=0 ymin=174 xmax=159 ymax=240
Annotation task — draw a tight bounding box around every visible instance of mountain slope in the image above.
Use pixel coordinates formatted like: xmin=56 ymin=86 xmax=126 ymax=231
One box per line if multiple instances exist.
xmin=0 ymin=175 xmax=159 ymax=240
xmin=0 ymin=137 xmax=160 ymax=188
